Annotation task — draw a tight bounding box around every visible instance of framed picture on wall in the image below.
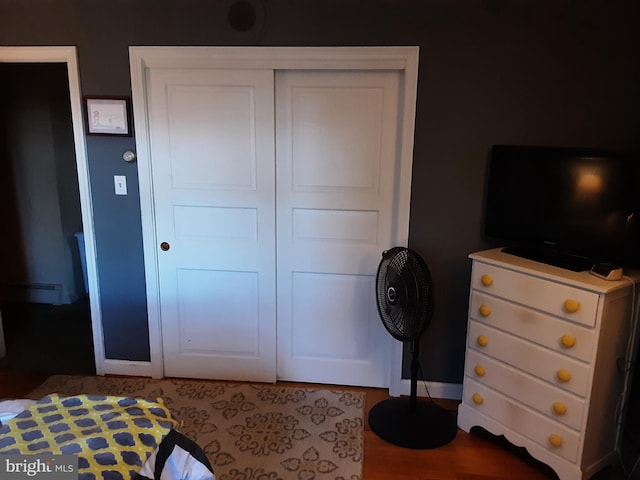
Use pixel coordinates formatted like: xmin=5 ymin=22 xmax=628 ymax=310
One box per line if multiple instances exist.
xmin=84 ymin=96 xmax=132 ymax=136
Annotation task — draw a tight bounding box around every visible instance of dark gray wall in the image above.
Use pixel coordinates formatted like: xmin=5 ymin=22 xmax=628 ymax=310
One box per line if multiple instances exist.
xmin=1 ymin=0 xmax=638 ymax=379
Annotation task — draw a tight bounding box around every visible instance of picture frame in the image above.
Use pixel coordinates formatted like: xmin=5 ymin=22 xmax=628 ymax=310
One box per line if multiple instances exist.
xmin=84 ymin=96 xmax=132 ymax=136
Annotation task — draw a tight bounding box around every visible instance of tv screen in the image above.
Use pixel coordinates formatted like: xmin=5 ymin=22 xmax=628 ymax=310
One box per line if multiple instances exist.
xmin=483 ymin=145 xmax=640 ymax=271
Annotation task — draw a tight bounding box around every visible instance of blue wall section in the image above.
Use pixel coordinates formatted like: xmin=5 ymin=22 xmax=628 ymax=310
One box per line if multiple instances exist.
xmin=85 ymin=136 xmax=149 ymax=361
xmin=1 ymin=0 xmax=639 ymax=379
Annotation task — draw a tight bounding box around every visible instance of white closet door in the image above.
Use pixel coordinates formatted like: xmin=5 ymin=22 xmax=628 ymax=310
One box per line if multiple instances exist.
xmin=275 ymin=70 xmax=399 ymax=387
xmin=147 ymin=68 xmax=277 ymax=382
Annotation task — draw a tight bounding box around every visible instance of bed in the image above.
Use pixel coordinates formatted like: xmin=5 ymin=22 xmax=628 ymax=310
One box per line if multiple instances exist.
xmin=0 ymin=393 xmax=215 ymax=480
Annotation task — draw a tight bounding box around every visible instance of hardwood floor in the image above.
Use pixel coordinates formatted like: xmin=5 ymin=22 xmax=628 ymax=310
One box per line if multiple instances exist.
xmin=0 ymin=369 xmax=633 ymax=479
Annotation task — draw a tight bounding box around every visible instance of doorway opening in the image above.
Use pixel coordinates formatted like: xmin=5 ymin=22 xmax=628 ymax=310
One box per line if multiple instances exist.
xmin=0 ymin=63 xmax=95 ymax=375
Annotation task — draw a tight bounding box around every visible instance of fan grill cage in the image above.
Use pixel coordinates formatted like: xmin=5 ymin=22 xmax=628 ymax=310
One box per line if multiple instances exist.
xmin=376 ymin=247 xmax=434 ymax=341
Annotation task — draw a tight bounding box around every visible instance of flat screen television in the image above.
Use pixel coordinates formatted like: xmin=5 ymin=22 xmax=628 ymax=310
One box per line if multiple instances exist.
xmin=483 ymin=145 xmax=640 ymax=271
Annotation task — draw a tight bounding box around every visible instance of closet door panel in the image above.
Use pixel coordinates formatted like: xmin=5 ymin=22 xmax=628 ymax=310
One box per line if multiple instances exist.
xmin=276 ymin=70 xmax=400 ymax=387
xmin=147 ymin=68 xmax=277 ymax=382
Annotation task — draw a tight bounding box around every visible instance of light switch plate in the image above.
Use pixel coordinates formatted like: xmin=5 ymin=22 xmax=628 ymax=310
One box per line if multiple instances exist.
xmin=114 ymin=175 xmax=127 ymax=195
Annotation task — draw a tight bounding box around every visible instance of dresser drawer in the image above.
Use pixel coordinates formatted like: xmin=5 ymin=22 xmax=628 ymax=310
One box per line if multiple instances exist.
xmin=471 ymin=262 xmax=600 ymax=327
xmin=468 ymin=321 xmax=590 ymax=397
xmin=463 ymin=378 xmax=581 ymax=463
xmin=465 ymin=349 xmax=586 ymax=430
xmin=469 ymin=291 xmax=595 ymax=363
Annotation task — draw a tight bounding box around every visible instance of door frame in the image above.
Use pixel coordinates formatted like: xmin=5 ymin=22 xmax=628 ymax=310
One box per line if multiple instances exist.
xmin=0 ymin=46 xmax=105 ymax=374
xmin=130 ymin=46 xmax=419 ymax=392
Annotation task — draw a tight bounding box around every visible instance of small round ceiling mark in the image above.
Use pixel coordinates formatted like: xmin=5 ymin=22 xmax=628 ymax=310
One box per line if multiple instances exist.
xmin=228 ymin=0 xmax=257 ymax=32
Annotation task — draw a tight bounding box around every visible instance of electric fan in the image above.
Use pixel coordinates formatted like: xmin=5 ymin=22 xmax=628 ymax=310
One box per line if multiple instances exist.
xmin=368 ymin=247 xmax=458 ymax=449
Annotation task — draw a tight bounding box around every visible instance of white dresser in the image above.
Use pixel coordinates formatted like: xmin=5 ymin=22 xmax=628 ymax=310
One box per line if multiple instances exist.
xmin=458 ymin=248 xmax=638 ymax=480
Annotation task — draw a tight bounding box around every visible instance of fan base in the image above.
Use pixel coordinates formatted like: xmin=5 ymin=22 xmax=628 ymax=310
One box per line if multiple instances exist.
xmin=368 ymin=396 xmax=457 ymax=449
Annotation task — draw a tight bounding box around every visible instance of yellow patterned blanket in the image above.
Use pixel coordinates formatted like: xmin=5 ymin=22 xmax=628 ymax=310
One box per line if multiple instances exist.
xmin=0 ymin=394 xmax=178 ymax=480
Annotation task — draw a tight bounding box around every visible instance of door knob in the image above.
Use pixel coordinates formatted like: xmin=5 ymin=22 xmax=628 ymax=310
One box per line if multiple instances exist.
xmin=160 ymin=242 xmax=170 ymax=251
xmin=122 ymin=150 xmax=137 ymax=163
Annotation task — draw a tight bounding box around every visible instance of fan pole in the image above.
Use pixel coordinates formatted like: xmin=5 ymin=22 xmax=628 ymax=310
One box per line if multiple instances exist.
xmin=368 ymin=336 xmax=458 ymax=449
xmin=409 ymin=338 xmax=419 ymax=414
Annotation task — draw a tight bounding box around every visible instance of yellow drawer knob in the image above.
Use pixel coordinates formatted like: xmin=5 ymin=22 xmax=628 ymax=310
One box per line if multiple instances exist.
xmin=480 ymin=274 xmax=493 ymax=286
xmin=548 ymin=434 xmax=563 ymax=448
xmin=476 ymin=335 xmax=489 ymax=347
xmin=553 ymin=402 xmax=568 ymax=416
xmin=479 ymin=304 xmax=491 ymax=317
xmin=474 ymin=364 xmax=486 ymax=377
xmin=556 ymin=368 xmax=572 ymax=382
xmin=560 ymin=334 xmax=576 ymax=349
xmin=563 ymin=299 xmax=580 ymax=313
xmin=472 ymin=392 xmax=484 ymax=405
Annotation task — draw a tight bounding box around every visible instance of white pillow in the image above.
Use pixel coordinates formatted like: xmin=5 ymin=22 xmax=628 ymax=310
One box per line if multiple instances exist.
xmin=0 ymin=399 xmax=36 ymax=423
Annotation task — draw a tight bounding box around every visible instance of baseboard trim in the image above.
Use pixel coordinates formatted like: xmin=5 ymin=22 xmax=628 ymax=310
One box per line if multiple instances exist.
xmin=0 ymin=283 xmax=63 ymax=305
xmin=396 ymin=378 xmax=463 ymax=401
xmin=100 ymin=360 xmax=463 ymax=399
xmin=102 ymin=359 xmax=153 ymax=377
